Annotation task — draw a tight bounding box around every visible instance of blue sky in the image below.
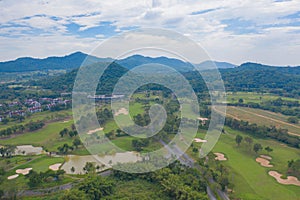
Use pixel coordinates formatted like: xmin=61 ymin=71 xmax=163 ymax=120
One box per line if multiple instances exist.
xmin=0 ymin=0 xmax=299 ymax=65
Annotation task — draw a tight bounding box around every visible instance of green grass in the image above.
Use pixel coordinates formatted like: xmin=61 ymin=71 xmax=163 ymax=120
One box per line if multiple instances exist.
xmin=13 ymin=155 xmax=65 ymax=173
xmin=226 ymin=92 xmax=299 ymax=104
xmin=0 ymin=109 xmax=72 ymax=130
xmin=223 ymin=106 xmax=300 ymax=136
xmin=111 ymin=136 xmax=135 ymax=151
xmin=191 ymin=127 xmax=300 ymax=200
xmin=129 ymin=102 xmax=145 ymax=117
xmin=0 ymin=120 xmax=74 ymax=152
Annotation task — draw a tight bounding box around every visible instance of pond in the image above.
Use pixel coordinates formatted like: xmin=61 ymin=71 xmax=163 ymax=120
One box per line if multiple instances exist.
xmin=61 ymin=151 xmax=141 ymax=174
xmin=14 ymin=145 xmax=44 ymax=155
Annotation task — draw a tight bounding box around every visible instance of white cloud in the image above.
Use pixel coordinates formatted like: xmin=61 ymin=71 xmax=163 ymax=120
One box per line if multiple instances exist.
xmin=0 ymin=0 xmax=299 ymax=65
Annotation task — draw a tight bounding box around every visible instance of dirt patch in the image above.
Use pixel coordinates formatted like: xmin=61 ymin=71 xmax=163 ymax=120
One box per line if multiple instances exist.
xmin=256 ymin=157 xmax=273 ymax=167
xmin=268 ymin=171 xmax=300 ymax=186
xmin=7 ymin=174 xmax=19 ymax=180
xmin=260 ymin=155 xmax=272 ymax=160
xmin=49 ymin=163 xmax=62 ymax=171
xmin=87 ymin=127 xmax=103 ymax=135
xmin=194 ymin=138 xmax=207 ymax=143
xmin=16 ymin=168 xmax=32 ymax=175
xmin=214 ymin=152 xmax=227 ymax=161
xmin=114 ymin=108 xmax=129 ymax=116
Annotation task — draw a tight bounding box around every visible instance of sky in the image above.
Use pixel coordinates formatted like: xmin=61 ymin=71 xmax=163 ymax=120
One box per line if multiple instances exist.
xmin=0 ymin=0 xmax=299 ymax=66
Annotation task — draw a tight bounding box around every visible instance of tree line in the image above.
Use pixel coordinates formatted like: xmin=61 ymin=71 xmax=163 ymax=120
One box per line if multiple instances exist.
xmin=225 ymin=117 xmax=300 ymax=148
xmin=0 ymin=121 xmax=44 ymax=138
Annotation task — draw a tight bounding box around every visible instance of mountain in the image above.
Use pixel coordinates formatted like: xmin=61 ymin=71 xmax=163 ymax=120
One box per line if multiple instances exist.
xmin=0 ymin=52 xmax=111 ymax=72
xmin=116 ymin=55 xmax=195 ymax=72
xmin=219 ymin=62 xmax=300 ymax=97
xmin=0 ymin=51 xmax=237 ymax=73
xmin=31 ymin=62 xmax=128 ymax=95
xmin=195 ymin=61 xmax=236 ymax=70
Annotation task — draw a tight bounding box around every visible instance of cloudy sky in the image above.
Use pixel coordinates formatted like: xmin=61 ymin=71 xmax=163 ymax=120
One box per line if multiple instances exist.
xmin=0 ymin=0 xmax=299 ymax=65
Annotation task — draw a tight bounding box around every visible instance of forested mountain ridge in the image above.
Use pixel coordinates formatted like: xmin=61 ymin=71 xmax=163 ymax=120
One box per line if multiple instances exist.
xmin=0 ymin=52 xmax=110 ymax=72
xmin=29 ymin=60 xmax=300 ymax=99
xmin=0 ymin=52 xmax=236 ymax=73
xmin=220 ymin=62 xmax=300 ymax=97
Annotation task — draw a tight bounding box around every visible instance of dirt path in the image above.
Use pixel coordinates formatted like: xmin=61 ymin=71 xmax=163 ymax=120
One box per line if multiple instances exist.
xmin=212 ymin=106 xmax=300 ymax=137
xmin=230 ymin=107 xmax=300 ymax=136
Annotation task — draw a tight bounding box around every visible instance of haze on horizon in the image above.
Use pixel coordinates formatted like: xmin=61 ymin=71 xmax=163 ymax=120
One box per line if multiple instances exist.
xmin=0 ymin=0 xmax=300 ymax=66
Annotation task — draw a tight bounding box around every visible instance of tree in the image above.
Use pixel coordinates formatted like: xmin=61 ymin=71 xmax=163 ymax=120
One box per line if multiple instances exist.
xmin=59 ymin=128 xmax=69 ymax=137
xmin=83 ymin=162 xmax=96 ymax=174
xmin=192 ymin=147 xmax=199 ymax=153
xmin=238 ymin=98 xmax=244 ymax=103
xmin=71 ymin=166 xmax=75 ymax=173
xmin=60 ymin=189 xmax=87 ymax=200
xmin=265 ymin=146 xmax=273 ymax=153
xmin=235 ymin=135 xmax=243 ymax=146
xmin=287 ymin=117 xmax=298 ymax=124
xmin=73 ymin=138 xmax=82 ymax=149
xmin=27 ymin=171 xmax=42 ymax=188
xmin=219 ymin=176 xmax=229 ymax=191
xmin=58 ymin=143 xmax=71 ymax=154
xmin=253 ymin=143 xmax=263 ymax=154
xmin=77 ymin=175 xmax=114 ymax=199
xmin=71 ymin=123 xmax=76 ymax=131
xmin=1 ymin=118 xmax=9 ymax=124
xmin=245 ymin=137 xmax=253 ymax=146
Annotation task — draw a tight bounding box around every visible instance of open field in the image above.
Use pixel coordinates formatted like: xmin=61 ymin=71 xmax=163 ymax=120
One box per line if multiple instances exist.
xmin=0 ymin=120 xmax=74 ymax=152
xmin=0 ymin=109 xmax=72 ymax=130
xmin=213 ymin=106 xmax=300 ymax=136
xmin=10 ymin=155 xmax=65 ymax=173
xmin=226 ymin=92 xmax=299 ymax=104
xmin=190 ymin=127 xmax=300 ymax=200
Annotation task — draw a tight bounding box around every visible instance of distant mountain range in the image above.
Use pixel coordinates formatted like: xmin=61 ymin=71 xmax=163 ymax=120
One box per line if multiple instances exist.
xmin=0 ymin=52 xmax=237 ymax=73
xmin=1 ymin=51 xmax=299 ymax=74
xmin=0 ymin=52 xmax=111 ymax=73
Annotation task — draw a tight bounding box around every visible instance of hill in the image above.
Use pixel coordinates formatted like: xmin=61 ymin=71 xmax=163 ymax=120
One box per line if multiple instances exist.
xmin=0 ymin=52 xmax=111 ymax=72
xmin=220 ymin=62 xmax=300 ymax=97
xmin=0 ymin=52 xmax=236 ymax=73
xmin=116 ymin=55 xmax=194 ymax=72
xmin=195 ymin=60 xmax=236 ymax=70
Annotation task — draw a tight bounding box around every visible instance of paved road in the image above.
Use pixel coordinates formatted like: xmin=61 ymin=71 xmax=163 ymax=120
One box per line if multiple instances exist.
xmin=159 ymin=139 xmax=230 ymax=200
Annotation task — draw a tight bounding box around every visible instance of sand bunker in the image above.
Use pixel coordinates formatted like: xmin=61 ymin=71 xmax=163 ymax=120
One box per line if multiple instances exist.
xmin=87 ymin=127 xmax=103 ymax=135
xmin=194 ymin=138 xmax=207 ymax=143
xmin=114 ymin=108 xmax=129 ymax=116
xmin=49 ymin=163 xmax=62 ymax=171
xmin=214 ymin=153 xmax=227 ymax=161
xmin=16 ymin=168 xmax=32 ymax=175
xmin=7 ymin=174 xmax=19 ymax=180
xmin=256 ymin=157 xmax=273 ymax=167
xmin=268 ymin=171 xmax=300 ymax=186
xmin=260 ymin=155 xmax=272 ymax=160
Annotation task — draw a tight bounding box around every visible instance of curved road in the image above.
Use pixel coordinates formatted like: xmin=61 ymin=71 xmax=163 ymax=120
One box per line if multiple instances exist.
xmin=159 ymin=139 xmax=229 ymax=200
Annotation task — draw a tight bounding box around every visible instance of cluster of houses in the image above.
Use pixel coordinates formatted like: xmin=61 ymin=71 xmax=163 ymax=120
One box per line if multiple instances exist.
xmin=0 ymin=98 xmax=71 ymax=122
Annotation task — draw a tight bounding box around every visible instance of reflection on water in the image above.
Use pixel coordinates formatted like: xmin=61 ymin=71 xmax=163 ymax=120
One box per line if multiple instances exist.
xmin=15 ymin=145 xmax=44 ymax=155
xmin=61 ymin=151 xmax=141 ymax=174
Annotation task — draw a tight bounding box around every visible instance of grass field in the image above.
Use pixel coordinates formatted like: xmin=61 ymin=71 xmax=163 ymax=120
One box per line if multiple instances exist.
xmin=0 ymin=109 xmax=72 ymax=130
xmin=0 ymin=120 xmax=75 ymax=152
xmin=190 ymin=127 xmax=300 ymax=200
xmin=11 ymin=155 xmax=65 ymax=173
xmin=226 ymin=92 xmax=299 ymax=104
xmin=214 ymin=106 xmax=300 ymax=136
